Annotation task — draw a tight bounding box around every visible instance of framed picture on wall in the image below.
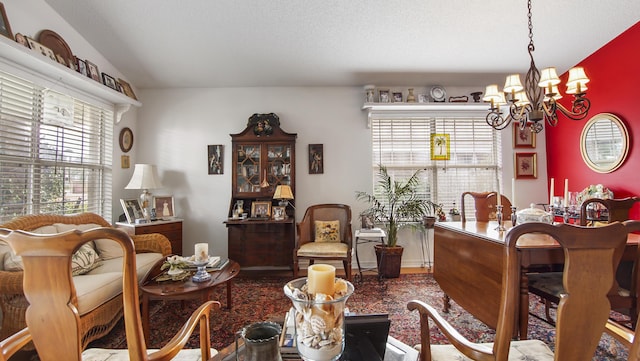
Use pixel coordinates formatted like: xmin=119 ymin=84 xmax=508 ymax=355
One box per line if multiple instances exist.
xmin=513 ymin=124 xmax=536 ymax=148
xmin=430 ymin=134 xmax=450 ymax=160
xmin=309 ymin=144 xmax=323 ymax=174
xmin=208 ymin=144 xmax=224 ymax=174
xmin=515 ymin=152 xmax=537 ymax=179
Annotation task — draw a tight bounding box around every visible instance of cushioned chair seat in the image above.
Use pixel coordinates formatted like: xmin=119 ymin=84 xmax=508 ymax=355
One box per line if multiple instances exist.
xmin=297 ymin=242 xmax=349 ymax=257
xmin=81 ymin=348 xmax=218 ymax=360
xmin=415 ymin=340 xmax=553 ymax=360
xmin=529 ymin=272 xmax=630 ymax=299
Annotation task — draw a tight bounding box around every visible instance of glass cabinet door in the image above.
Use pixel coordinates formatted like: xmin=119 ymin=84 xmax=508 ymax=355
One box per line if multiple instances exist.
xmin=267 ymin=144 xmax=292 ymax=186
xmin=236 ymin=145 xmax=261 ymax=193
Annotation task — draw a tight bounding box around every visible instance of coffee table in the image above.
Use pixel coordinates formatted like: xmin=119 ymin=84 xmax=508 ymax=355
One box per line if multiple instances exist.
xmin=140 ymin=259 xmax=240 ymax=344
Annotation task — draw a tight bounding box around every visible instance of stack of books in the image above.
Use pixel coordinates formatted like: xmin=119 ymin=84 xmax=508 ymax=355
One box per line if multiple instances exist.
xmin=279 ymin=308 xmax=298 ymax=359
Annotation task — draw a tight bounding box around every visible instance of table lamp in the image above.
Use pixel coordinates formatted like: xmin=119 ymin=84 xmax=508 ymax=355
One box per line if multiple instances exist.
xmin=273 ymin=184 xmax=294 ymax=208
xmin=125 ymin=164 xmax=164 ymax=221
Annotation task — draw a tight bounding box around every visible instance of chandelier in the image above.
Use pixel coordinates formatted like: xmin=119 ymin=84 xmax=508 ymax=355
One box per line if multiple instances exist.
xmin=483 ymin=0 xmax=591 ymax=133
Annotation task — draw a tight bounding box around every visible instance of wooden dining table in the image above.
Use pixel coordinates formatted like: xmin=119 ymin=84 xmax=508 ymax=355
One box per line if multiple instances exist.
xmin=433 ymin=221 xmax=640 ymax=339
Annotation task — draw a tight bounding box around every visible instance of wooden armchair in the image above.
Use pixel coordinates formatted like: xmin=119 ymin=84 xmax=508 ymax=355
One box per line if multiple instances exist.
xmin=529 ymin=196 xmax=640 ymax=328
xmin=408 ymin=221 xmax=640 ymax=361
xmin=605 ymin=319 xmax=640 ymax=360
xmin=294 ymin=204 xmax=353 ymax=280
xmin=460 ymin=191 xmax=512 ymax=222
xmin=0 ymin=227 xmax=219 ymax=361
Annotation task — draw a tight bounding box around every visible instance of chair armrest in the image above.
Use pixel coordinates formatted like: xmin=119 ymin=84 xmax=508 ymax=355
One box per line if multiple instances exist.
xmin=295 ymin=222 xmax=313 ymax=249
xmin=407 ymin=299 xmax=493 ymax=361
xmin=344 ymin=224 xmax=353 ymax=248
xmin=604 ymin=319 xmax=634 ymax=348
xmin=0 ymin=327 xmax=31 ymax=360
xmin=0 ymin=270 xmax=24 ymax=294
xmin=148 ymin=300 xmax=220 ymax=361
xmin=132 ymin=233 xmax=172 ymax=256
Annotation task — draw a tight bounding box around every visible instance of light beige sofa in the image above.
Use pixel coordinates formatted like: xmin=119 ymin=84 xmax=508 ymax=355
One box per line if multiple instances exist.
xmin=0 ymin=213 xmax=172 ymax=349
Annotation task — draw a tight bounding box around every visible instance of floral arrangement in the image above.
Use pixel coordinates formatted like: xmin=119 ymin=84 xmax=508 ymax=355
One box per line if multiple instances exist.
xmin=161 ymin=255 xmax=189 ymax=275
xmin=575 ymin=184 xmax=613 ymax=205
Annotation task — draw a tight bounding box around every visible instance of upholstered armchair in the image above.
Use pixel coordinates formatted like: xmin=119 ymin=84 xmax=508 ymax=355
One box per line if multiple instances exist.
xmin=294 ymin=204 xmax=353 ymax=280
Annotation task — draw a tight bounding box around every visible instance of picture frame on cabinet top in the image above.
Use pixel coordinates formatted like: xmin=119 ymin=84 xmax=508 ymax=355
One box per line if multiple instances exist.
xmin=0 ymin=3 xmax=13 ymax=40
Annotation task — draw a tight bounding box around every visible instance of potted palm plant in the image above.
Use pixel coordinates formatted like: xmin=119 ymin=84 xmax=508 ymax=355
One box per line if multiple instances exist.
xmin=356 ymin=165 xmax=436 ymax=278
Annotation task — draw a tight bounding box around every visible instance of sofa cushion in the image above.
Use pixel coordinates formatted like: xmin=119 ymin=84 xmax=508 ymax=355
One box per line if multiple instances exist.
xmin=76 ymin=252 xmax=163 ymax=315
xmin=94 ymin=238 xmax=124 ymax=260
xmin=314 ymin=220 xmax=340 ymax=243
xmin=297 ymin=242 xmax=349 ymax=257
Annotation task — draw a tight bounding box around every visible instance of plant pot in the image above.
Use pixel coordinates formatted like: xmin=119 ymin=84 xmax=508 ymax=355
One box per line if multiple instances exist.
xmin=423 ymin=216 xmax=436 ymax=229
xmin=374 ymin=244 xmax=403 ymax=278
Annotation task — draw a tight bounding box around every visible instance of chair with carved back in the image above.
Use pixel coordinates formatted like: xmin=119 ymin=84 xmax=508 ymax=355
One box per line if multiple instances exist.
xmin=408 ymin=221 xmax=640 ymax=361
xmin=294 ymin=204 xmax=353 ymax=280
xmin=0 ymin=227 xmax=220 ymax=361
xmin=529 ymin=196 xmax=640 ymax=328
xmin=460 ymin=191 xmax=513 ymax=222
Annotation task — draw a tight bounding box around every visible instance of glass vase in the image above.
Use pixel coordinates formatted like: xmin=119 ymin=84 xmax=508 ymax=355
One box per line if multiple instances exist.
xmin=284 ymin=277 xmax=354 ymax=361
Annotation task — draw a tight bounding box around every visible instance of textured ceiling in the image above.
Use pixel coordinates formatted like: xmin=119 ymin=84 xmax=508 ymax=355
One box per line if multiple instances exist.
xmin=44 ymin=0 xmax=640 ymax=89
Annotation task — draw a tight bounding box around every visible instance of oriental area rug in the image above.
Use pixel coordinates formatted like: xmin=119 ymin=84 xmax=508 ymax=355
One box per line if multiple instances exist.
xmin=86 ymin=273 xmax=628 ymax=360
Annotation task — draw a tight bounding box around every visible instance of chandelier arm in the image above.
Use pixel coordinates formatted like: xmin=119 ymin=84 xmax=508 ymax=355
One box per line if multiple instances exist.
xmin=555 ymin=98 xmax=591 ymax=121
xmin=486 ymin=111 xmax=511 ymax=130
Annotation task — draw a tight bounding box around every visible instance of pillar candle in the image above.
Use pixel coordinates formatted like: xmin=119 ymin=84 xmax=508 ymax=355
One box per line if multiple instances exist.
xmin=511 ymin=178 xmax=516 ymax=207
xmin=549 ymin=178 xmax=555 ymax=206
xmin=194 ymin=243 xmax=209 ymax=263
xmin=307 ymin=264 xmax=335 ymax=295
xmin=563 ymin=179 xmax=569 ymax=207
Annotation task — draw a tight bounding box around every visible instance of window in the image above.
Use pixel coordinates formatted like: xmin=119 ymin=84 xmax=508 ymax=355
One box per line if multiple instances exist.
xmin=0 ymin=71 xmax=113 ymax=222
xmin=371 ymin=113 xmax=502 ymax=218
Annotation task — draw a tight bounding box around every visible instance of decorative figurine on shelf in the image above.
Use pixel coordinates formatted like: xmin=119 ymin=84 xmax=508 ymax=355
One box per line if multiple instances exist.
xmin=470 ymin=91 xmax=483 ymax=102
xmin=449 ymin=202 xmax=461 ymax=221
xmin=406 ymin=88 xmax=416 ymax=103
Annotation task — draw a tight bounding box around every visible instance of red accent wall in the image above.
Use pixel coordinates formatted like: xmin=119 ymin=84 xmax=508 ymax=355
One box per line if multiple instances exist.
xmin=546 ymin=21 xmax=640 ymax=219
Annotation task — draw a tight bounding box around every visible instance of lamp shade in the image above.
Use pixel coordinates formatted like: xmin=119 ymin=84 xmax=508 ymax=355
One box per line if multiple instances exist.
xmin=125 ymin=164 xmax=164 ymax=190
xmin=273 ymin=184 xmax=294 ymax=200
xmin=503 ymin=74 xmax=524 ymax=93
xmin=482 ymin=84 xmax=502 ymax=103
xmin=538 ymin=67 xmax=561 ymax=88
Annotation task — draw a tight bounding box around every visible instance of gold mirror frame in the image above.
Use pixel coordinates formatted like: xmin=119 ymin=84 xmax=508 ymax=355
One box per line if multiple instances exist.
xmin=580 ymin=113 xmax=629 ymax=173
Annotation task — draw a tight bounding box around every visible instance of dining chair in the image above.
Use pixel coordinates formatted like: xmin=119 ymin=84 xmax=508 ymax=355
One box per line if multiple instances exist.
xmin=408 ymin=221 xmax=640 ymax=361
xmin=293 ymin=203 xmax=353 ymax=280
xmin=529 ymin=196 xmax=640 ymax=328
xmin=460 ymin=191 xmax=512 ymax=222
xmin=605 ymin=319 xmax=640 ymax=360
xmin=0 ymin=227 xmax=220 ymax=361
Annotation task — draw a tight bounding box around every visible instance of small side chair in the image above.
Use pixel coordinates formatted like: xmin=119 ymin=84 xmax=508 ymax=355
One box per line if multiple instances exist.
xmin=460 ymin=191 xmax=512 ymax=222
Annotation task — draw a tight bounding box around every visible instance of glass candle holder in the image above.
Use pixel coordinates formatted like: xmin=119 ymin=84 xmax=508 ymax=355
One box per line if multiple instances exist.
xmin=284 ymin=277 xmax=354 ymax=361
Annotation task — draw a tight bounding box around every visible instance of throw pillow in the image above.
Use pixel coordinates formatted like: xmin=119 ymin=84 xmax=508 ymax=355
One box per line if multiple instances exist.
xmin=315 ymin=220 xmax=340 ymax=243
xmin=94 ymin=238 xmax=124 ymax=260
xmin=71 ymin=243 xmax=101 ymax=276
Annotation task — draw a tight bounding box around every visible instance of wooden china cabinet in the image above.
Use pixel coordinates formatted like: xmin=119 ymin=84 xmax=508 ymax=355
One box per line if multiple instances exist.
xmin=225 ymin=113 xmax=297 ymax=269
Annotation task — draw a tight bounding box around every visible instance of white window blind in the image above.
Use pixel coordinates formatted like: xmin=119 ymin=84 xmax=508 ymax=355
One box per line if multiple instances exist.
xmin=371 ymin=116 xmax=502 ymax=217
xmin=0 ymin=70 xmax=113 ymax=222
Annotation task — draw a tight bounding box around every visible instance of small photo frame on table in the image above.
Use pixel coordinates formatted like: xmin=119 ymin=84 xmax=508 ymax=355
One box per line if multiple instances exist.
xmin=120 ymin=198 xmax=144 ymax=224
xmin=515 ymin=152 xmax=537 ymax=179
xmin=430 ymin=134 xmax=450 ymax=160
xmin=513 ymin=124 xmax=536 ymax=148
xmin=309 ymin=144 xmax=323 ymax=174
xmin=207 ymin=144 xmax=224 ymax=174
xmin=272 ymin=206 xmax=286 ymax=221
xmin=154 ymin=195 xmax=175 ymax=219
xmin=251 ymin=201 xmax=271 ymax=218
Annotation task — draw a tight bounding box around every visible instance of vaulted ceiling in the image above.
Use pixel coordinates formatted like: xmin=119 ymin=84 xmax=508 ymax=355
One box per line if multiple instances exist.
xmin=44 ymin=0 xmax=640 ymax=89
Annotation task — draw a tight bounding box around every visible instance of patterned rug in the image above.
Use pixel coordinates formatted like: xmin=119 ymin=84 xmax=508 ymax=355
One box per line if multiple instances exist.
xmin=88 ymin=273 xmax=628 ymax=360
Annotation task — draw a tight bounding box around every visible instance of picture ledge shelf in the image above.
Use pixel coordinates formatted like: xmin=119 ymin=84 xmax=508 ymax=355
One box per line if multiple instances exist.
xmin=361 ymin=102 xmax=489 ymax=128
xmin=0 ymin=36 xmax=141 ymax=123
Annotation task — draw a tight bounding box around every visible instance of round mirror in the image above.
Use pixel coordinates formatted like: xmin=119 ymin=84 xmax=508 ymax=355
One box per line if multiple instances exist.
xmin=580 ymin=113 xmax=629 ymax=173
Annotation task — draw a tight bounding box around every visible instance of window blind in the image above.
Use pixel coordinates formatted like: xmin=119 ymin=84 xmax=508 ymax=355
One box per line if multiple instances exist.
xmin=371 ymin=116 xmax=502 ymax=218
xmin=0 ymin=70 xmax=113 ymax=222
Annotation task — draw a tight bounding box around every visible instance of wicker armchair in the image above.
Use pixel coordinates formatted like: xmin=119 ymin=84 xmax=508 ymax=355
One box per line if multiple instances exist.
xmin=0 ymin=213 xmax=172 ymax=349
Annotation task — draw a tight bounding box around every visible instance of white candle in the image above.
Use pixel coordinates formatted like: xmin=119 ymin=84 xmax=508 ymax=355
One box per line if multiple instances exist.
xmin=511 ymin=178 xmax=516 ymax=207
xmin=549 ymin=178 xmax=555 ymax=206
xmin=496 ymin=186 xmax=501 ymax=207
xmin=563 ymin=179 xmax=569 ymax=207
xmin=194 ymin=243 xmax=208 ymax=263
xmin=307 ymin=264 xmax=335 ymax=295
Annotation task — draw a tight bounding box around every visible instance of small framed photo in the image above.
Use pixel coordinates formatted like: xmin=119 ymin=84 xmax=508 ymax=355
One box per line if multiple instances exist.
xmin=309 ymin=144 xmax=323 ymax=174
xmin=120 ymin=155 xmax=130 ymax=169
xmin=120 ymin=198 xmax=144 ymax=224
xmin=392 ymin=92 xmax=403 ymax=103
xmin=378 ymin=89 xmax=390 ymax=103
xmin=153 ymin=195 xmax=175 ymax=219
xmin=15 ymin=33 xmax=29 ymax=48
xmin=118 ymin=78 xmax=138 ymax=100
xmin=208 ymin=144 xmax=224 ymax=174
xmin=515 ymin=152 xmax=537 ymax=179
xmin=77 ymin=58 xmax=88 ymax=76
xmin=102 ymin=73 xmax=118 ymax=90
xmin=418 ymin=94 xmax=429 ymax=103
xmin=0 ymin=2 xmax=13 ymax=40
xmin=55 ymin=54 xmax=68 ymax=67
xmin=85 ymin=60 xmax=100 ymax=82
xmin=272 ymin=206 xmax=286 ymax=221
xmin=513 ymin=124 xmax=536 ymax=148
xmin=251 ymin=201 xmax=271 ymax=218
xmin=430 ymin=133 xmax=450 ymax=160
